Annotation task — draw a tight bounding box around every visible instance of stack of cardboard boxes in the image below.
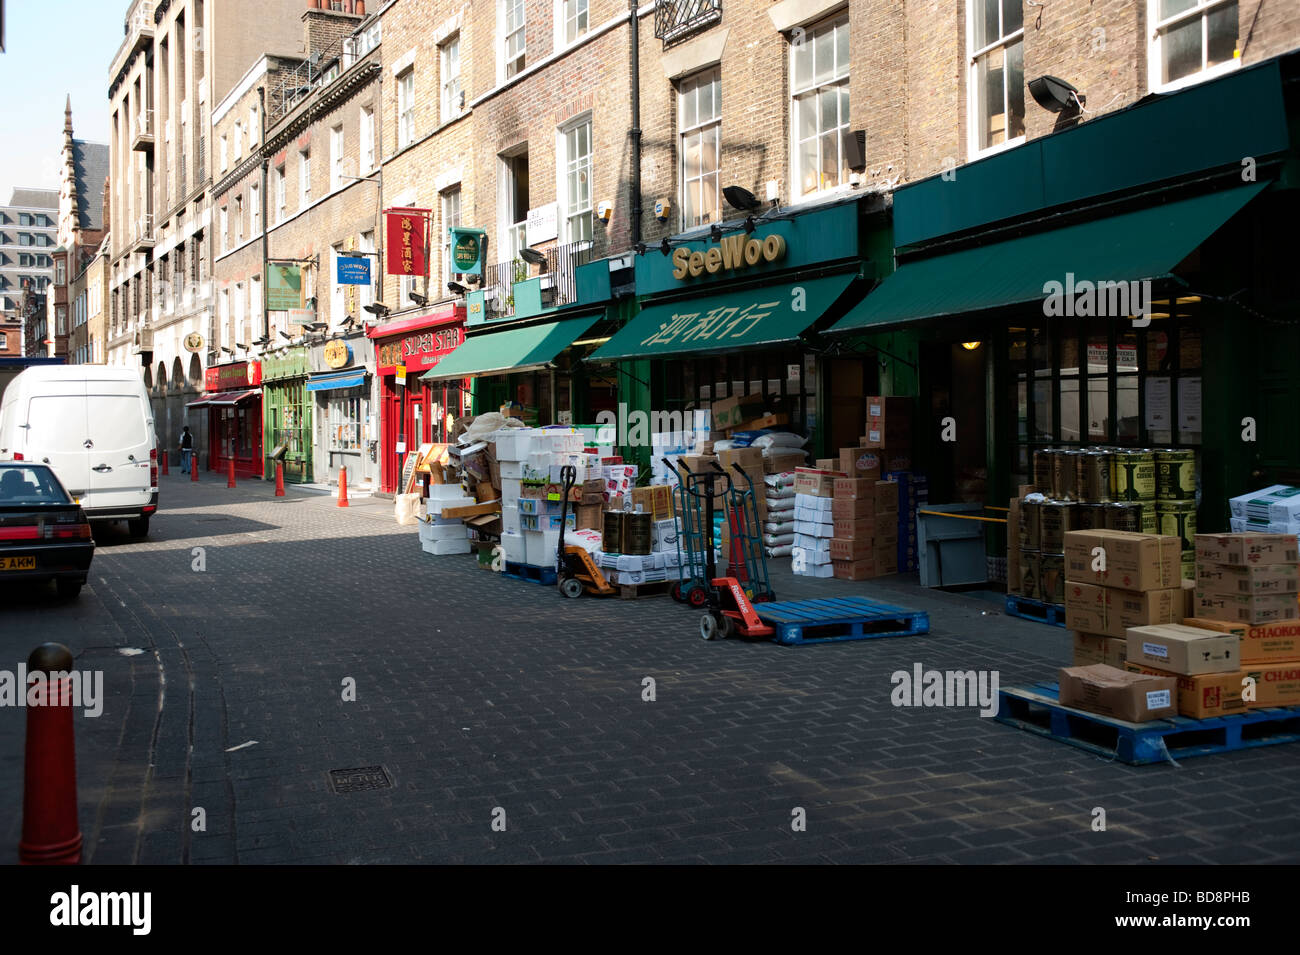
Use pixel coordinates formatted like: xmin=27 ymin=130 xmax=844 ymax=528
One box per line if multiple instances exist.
xmin=1229 ymin=485 xmax=1300 ymax=536
xmin=1064 ymin=529 xmax=1185 ymax=666
xmin=792 ymin=467 xmax=837 ymax=577
xmin=862 ymin=396 xmax=926 ymax=572
xmin=829 ymin=475 xmax=899 ymax=580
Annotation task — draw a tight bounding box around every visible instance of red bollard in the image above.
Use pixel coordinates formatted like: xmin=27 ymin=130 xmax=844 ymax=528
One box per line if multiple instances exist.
xmin=275 ymin=461 xmax=285 ymax=497
xmin=160 ymin=452 xmax=169 ymax=476
xmin=19 ymin=643 xmax=83 ymax=865
xmin=191 ymin=454 xmax=199 ymax=482
xmin=227 ymin=456 xmax=236 ymax=488
xmin=337 ymin=466 xmax=349 ymax=507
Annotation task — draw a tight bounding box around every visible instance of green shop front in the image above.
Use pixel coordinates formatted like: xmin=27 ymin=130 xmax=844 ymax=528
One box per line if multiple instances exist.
xmin=828 ymin=54 xmax=1300 ymax=555
xmin=261 ymin=346 xmax=313 ymax=484
xmin=587 ymin=195 xmax=897 ymax=467
xmin=422 ymin=255 xmax=624 ymax=428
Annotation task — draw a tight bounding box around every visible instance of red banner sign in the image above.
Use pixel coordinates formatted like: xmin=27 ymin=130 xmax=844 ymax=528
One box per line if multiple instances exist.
xmin=376 ymin=322 xmax=464 ymax=375
xmin=204 ymin=361 xmax=262 ymax=392
xmin=385 ymin=208 xmax=430 ymax=278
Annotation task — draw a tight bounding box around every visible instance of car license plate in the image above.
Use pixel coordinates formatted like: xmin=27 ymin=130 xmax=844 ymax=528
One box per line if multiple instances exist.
xmin=0 ymin=556 xmax=36 ymax=571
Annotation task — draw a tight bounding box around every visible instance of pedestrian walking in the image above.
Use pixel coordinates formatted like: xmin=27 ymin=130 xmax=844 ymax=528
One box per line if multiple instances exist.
xmin=180 ymin=426 xmax=194 ymax=474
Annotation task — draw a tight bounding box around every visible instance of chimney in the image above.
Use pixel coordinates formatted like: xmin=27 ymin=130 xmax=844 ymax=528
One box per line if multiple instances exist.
xmin=303 ymin=1 xmax=364 ymax=63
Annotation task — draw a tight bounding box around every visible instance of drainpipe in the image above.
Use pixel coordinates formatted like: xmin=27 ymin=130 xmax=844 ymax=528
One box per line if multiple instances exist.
xmin=629 ymin=0 xmax=642 ymax=246
xmin=258 ymin=86 xmax=270 ymax=341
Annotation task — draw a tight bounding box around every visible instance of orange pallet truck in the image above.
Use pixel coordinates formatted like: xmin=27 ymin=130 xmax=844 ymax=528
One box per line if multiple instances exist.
xmin=556 ymin=464 xmax=615 ymax=599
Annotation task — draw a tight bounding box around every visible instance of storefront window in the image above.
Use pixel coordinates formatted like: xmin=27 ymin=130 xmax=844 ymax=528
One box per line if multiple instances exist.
xmin=328 ymin=390 xmax=364 ymax=451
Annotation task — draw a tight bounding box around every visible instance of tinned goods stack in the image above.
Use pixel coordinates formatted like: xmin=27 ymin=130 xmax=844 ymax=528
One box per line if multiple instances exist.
xmin=1155 ymin=448 xmax=1197 ymax=579
xmin=1114 ymin=533 xmax=1300 ymax=719
xmin=828 ymin=476 xmax=899 ymax=580
xmin=792 ymin=467 xmax=838 ymax=577
xmin=1063 ymin=528 xmax=1185 ymax=667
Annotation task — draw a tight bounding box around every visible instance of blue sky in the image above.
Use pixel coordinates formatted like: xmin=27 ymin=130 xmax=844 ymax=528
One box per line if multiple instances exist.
xmin=0 ymin=1 xmax=124 ymax=193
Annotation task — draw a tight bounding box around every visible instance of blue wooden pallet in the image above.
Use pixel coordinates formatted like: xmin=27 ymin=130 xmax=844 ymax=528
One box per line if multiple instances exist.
xmin=754 ymin=596 xmax=930 ymax=647
xmin=503 ymin=561 xmax=559 ymax=586
xmin=995 ymin=682 xmax=1300 ymax=765
xmin=1005 ymin=594 xmax=1066 ymax=627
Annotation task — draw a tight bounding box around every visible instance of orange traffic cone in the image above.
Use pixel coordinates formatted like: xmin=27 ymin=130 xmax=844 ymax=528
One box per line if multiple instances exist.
xmin=337 ymin=466 xmax=349 ymax=507
xmin=275 ymin=461 xmax=285 ymax=497
xmin=227 ymin=456 xmax=236 ymax=488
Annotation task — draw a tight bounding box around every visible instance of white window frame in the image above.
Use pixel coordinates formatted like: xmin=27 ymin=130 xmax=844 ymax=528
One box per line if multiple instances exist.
xmin=440 ymin=35 xmax=462 ymax=122
xmin=965 ymin=0 xmax=1026 ymax=159
xmin=501 ymin=0 xmax=526 ymax=81
xmin=219 ymin=133 xmax=228 ymax=172
xmin=360 ymin=105 xmax=375 ymax=172
xmin=331 ymin=124 xmax=345 ymax=192
xmin=233 ymin=121 xmax=243 ymax=160
xmin=440 ymin=186 xmax=462 ymax=284
xmin=397 ymin=68 xmax=416 ymax=149
xmin=251 ymin=275 xmax=262 ymax=334
xmin=789 ymin=15 xmax=852 ymax=200
xmin=250 ymin=182 xmax=260 ymax=235
xmin=219 ymin=205 xmax=229 ymax=253
xmin=1147 ymin=0 xmax=1241 ymax=94
xmin=300 ymin=148 xmax=312 ymax=206
xmin=275 ymin=165 xmax=287 ymax=223
xmin=235 ymin=195 xmax=244 ymax=243
xmin=218 ymin=287 xmax=230 ymax=347
xmin=499 ymin=150 xmax=529 ymax=261
xmin=234 ymin=283 xmax=246 ymax=347
xmin=558 ymin=115 xmax=594 ymax=245
xmin=248 ymin=105 xmax=259 ymax=147
xmin=556 ymin=0 xmax=589 ymax=49
xmin=679 ymin=68 xmax=722 ymax=230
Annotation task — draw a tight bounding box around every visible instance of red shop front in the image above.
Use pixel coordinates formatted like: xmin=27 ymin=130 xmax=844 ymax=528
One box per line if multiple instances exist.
xmin=370 ymin=304 xmax=468 ymax=493
xmin=187 ymin=360 xmax=264 ymax=478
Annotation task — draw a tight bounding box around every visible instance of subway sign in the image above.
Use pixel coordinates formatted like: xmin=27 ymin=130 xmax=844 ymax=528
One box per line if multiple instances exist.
xmin=672 ymin=233 xmax=787 ymax=281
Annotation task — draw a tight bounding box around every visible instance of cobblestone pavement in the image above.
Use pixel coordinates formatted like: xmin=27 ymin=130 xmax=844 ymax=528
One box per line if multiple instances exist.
xmin=2 ymin=471 xmax=1298 ymax=865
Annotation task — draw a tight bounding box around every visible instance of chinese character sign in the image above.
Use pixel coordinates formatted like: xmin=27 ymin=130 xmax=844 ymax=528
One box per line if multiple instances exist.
xmin=640 ymin=300 xmax=780 ymax=348
xmin=386 ymin=209 xmax=429 ymax=277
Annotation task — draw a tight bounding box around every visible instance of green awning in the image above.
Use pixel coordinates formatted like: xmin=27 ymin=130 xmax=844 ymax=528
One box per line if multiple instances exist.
xmin=588 ymin=272 xmax=856 ymax=362
xmin=419 ymin=314 xmax=601 ymax=381
xmin=831 ymin=182 xmax=1269 ymax=333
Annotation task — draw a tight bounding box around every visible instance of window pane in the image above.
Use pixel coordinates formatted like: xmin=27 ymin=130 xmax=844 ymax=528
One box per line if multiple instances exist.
xmin=1002 ymin=0 xmax=1022 ymax=35
xmin=1006 ymin=39 xmax=1025 ymax=139
xmin=683 ymin=130 xmax=701 ymax=179
xmin=1179 ymin=325 xmax=1202 ymax=369
xmin=1163 ymin=18 xmax=1203 ymax=84
xmin=839 ymin=85 xmax=850 ymax=127
xmin=797 ymin=93 xmax=817 ymax=141
xmin=1159 ymin=0 xmax=1198 ymax=20
xmin=819 ymin=131 xmax=840 ymax=187
xmin=681 ymin=83 xmax=697 ymax=129
xmin=819 ymin=86 xmax=838 ymax=133
xmin=813 ymin=26 xmax=834 ymax=85
xmin=1207 ymin=2 xmax=1238 ymax=68
xmin=793 ymin=38 xmax=812 ymax=90
xmin=684 ymin=180 xmax=700 ymax=226
xmin=1059 ymin=379 xmax=1081 ymax=442
xmin=709 ymin=74 xmax=722 ymax=121
xmin=834 ymin=20 xmax=849 ymax=75
xmin=976 ymin=0 xmax=999 ymax=49
xmin=699 ymin=175 xmax=718 ymax=224
xmin=797 ymin=138 xmax=819 ymax=196
xmin=701 ymin=124 xmax=719 ymax=174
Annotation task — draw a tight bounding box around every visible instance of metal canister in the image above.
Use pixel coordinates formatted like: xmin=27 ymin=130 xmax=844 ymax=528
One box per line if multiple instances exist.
xmin=1053 ymin=450 xmax=1081 ymax=501
xmin=1019 ymin=499 xmax=1041 ymax=550
xmin=624 ymin=512 xmax=653 ymax=556
xmin=1113 ymin=449 xmax=1157 ymax=501
xmin=1157 ymin=500 xmax=1197 ymax=578
xmin=1019 ymin=550 xmax=1041 ymax=600
xmin=1105 ymin=501 xmax=1143 ymax=532
xmin=602 ymin=510 xmax=624 ymax=554
xmin=1076 ymin=450 xmax=1112 ymax=503
xmin=1075 ymin=503 xmax=1108 ymax=531
xmin=1141 ymin=502 xmax=1158 ymax=535
xmin=1038 ymin=501 xmax=1074 ymax=554
xmin=1033 ymin=450 xmax=1055 ymax=494
xmin=1039 ymin=554 xmax=1065 ymax=605
xmin=1156 ymin=449 xmax=1196 ymax=500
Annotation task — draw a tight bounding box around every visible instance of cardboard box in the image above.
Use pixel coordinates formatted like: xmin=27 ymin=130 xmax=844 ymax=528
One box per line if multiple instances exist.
xmin=1229 ymin=485 xmax=1300 ymax=523
xmin=814 ymin=458 xmax=842 ymax=472
xmin=1072 ymin=633 xmax=1129 ymax=668
xmin=831 ymin=492 xmax=897 ymax=520
xmin=744 ymin=412 xmax=789 ymax=431
xmin=575 ymin=504 xmax=602 ymax=530
xmin=874 ymin=481 xmax=901 ymax=513
xmin=1193 ymin=590 xmax=1299 ymax=625
xmin=1183 ymin=616 xmax=1300 ymax=664
xmin=1126 ymin=623 xmax=1240 ymax=675
xmin=1196 ymin=561 xmax=1299 ymax=597
xmin=1062 ymin=530 xmax=1181 ymax=590
xmin=717 ymin=447 xmax=765 ymax=472
xmin=1063 ymin=582 xmax=1183 ymax=639
xmin=1123 ymin=662 xmax=1249 ymax=719
xmin=764 ymin=450 xmax=806 ymax=475
xmin=833 ymin=477 xmax=879 ymax=499
xmin=1007 ymin=496 xmax=1022 ymax=596
xmin=831 ymin=516 xmax=871 ymax=539
xmin=829 ymin=537 xmax=874 ymax=561
xmin=832 ymin=558 xmax=885 ymax=580
xmin=1194 ymin=533 xmax=1299 ymax=566
xmin=1057 ymin=664 xmax=1177 ymax=722
xmin=864 ymin=396 xmax=912 ymax=440
xmin=794 ymin=468 xmax=838 ymax=497
xmin=1182 ymin=577 xmax=1196 ymax=619
xmin=711 ymin=394 xmax=765 ymax=431
xmin=838 ymin=448 xmax=884 ymax=480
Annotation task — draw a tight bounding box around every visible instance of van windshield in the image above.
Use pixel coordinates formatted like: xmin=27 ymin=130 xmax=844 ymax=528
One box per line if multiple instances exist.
xmin=86 ymin=395 xmax=149 ymax=451
xmin=26 ymin=396 xmax=87 ymax=452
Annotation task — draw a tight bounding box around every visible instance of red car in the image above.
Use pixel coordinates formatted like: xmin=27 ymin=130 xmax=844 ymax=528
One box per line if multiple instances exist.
xmin=0 ymin=462 xmax=95 ymax=599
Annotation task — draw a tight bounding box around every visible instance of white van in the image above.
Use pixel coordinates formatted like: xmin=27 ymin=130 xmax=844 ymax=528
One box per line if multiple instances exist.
xmin=0 ymin=366 xmax=158 ymax=538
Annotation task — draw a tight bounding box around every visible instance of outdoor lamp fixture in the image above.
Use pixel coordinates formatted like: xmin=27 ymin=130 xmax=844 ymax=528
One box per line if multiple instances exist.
xmin=253 ymin=335 xmax=270 ymax=346
xmin=962 ymin=341 xmax=982 ymax=351
xmin=1028 ymin=75 xmax=1083 ymax=113
xmin=236 ymin=342 xmax=249 ymax=352
xmin=723 ymin=185 xmax=764 ymax=214
xmin=363 ymin=302 xmax=390 ymax=319
xmin=709 ymin=224 xmax=723 ymax=243
xmin=305 ymin=322 xmax=326 ymax=331
xmin=409 ymin=291 xmax=429 ymax=306
xmin=447 ymin=281 xmax=469 ymax=295
xmin=519 ymin=247 xmax=548 ymax=269
xmin=220 ymin=346 xmax=234 ymax=356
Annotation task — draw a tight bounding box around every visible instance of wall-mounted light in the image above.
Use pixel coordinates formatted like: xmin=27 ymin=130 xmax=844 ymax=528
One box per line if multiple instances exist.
xmin=961 ymin=341 xmax=982 ymax=351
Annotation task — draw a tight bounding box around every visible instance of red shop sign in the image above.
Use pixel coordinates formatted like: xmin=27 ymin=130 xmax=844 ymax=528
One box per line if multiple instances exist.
xmin=377 ymin=323 xmax=463 ymax=374
xmin=385 ymin=208 xmax=429 ymax=278
xmin=204 ymin=360 xmax=262 ymax=392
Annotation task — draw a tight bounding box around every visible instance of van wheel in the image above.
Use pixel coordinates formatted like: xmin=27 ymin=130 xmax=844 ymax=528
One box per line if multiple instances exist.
xmin=127 ymin=516 xmax=150 ymax=539
xmin=56 ymin=579 xmax=82 ymax=600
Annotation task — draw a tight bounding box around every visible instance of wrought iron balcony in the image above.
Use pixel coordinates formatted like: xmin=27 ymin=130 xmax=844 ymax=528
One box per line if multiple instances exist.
xmin=654 ymin=0 xmax=722 ymax=46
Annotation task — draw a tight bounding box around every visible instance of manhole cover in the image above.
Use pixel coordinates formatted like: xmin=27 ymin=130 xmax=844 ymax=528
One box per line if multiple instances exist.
xmin=328 ymin=766 xmax=393 ymax=794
